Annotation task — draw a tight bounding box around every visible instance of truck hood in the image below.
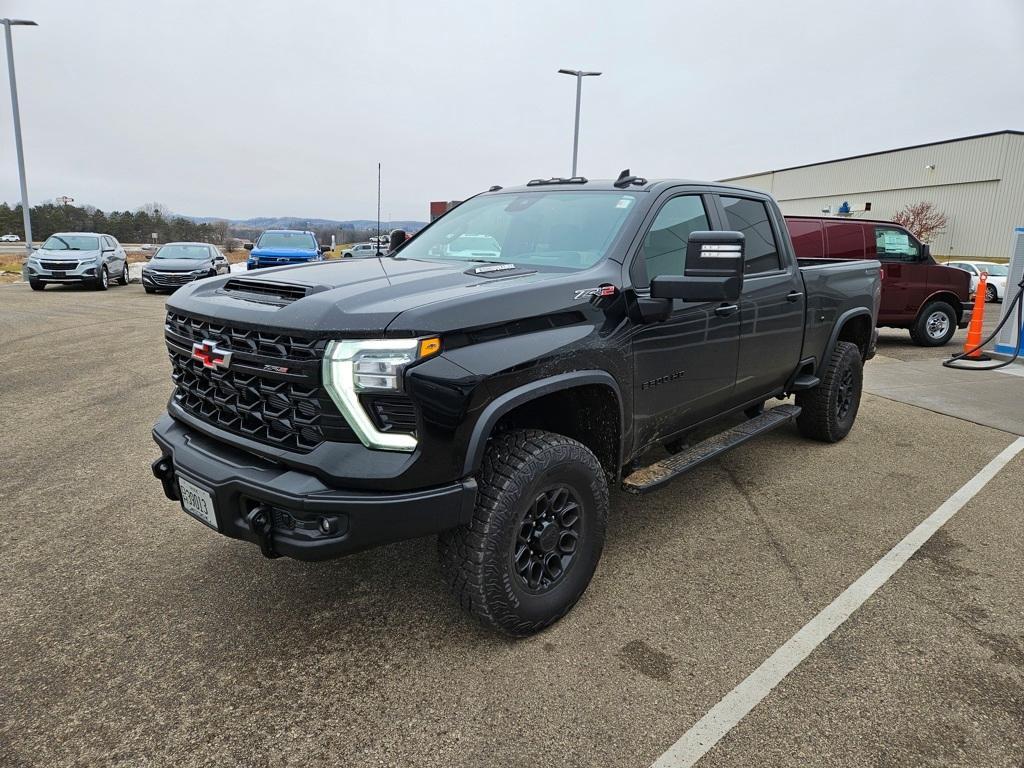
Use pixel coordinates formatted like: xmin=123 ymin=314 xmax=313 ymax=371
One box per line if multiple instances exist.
xmin=165 ymin=256 xmax=600 ymax=336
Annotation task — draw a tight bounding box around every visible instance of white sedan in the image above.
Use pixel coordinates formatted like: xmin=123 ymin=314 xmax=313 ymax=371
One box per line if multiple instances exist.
xmin=946 ymin=261 xmax=1009 ymax=302
xmin=1 ymin=234 xmax=20 ymax=242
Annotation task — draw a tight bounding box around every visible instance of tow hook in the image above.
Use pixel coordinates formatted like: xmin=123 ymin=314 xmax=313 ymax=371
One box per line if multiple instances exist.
xmin=151 ymin=457 xmax=179 ymax=501
xmin=246 ymin=505 xmax=280 ymax=559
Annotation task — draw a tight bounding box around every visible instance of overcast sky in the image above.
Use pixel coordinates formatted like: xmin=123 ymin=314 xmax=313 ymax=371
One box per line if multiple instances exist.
xmin=1 ymin=0 xmax=1022 ymax=222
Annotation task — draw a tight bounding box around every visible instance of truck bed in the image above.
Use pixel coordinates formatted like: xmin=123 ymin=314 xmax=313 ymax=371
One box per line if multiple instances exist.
xmin=798 ymin=257 xmax=882 ymax=370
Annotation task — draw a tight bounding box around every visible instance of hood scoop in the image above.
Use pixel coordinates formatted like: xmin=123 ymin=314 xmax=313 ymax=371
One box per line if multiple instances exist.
xmin=220 ymin=278 xmax=312 ymax=306
xmin=464 ymin=263 xmax=537 ymax=279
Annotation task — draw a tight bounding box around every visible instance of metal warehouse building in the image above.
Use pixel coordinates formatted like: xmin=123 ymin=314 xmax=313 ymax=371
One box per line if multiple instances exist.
xmin=722 ymin=130 xmax=1024 ymax=260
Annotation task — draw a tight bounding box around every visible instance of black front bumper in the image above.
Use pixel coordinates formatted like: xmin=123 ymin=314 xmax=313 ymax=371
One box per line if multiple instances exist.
xmin=152 ymin=414 xmax=477 ymax=561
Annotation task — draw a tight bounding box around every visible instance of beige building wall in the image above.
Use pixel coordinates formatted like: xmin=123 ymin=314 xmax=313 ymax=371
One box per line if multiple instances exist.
xmin=722 ymin=131 xmax=1024 ymax=260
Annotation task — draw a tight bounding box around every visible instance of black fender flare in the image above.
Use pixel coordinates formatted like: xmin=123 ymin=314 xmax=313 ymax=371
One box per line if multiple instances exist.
xmin=823 ymin=307 xmax=873 ymax=368
xmin=461 ymin=370 xmax=624 ymax=476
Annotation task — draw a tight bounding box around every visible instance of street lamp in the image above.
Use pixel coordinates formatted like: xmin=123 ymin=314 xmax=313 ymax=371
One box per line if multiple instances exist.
xmin=2 ymin=18 xmax=36 ymax=258
xmin=557 ymin=68 xmax=601 ymax=178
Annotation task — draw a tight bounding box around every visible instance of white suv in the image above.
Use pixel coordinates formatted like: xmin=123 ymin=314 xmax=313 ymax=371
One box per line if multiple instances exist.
xmin=24 ymin=232 xmax=129 ymax=291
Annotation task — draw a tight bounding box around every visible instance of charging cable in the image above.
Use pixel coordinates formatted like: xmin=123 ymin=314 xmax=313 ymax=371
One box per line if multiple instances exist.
xmin=943 ymin=274 xmax=1024 ymax=370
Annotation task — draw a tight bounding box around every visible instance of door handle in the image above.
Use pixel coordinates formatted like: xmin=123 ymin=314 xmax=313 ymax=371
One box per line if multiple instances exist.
xmin=714 ymin=303 xmax=739 ymax=317
xmin=786 ymin=291 xmax=803 ymax=302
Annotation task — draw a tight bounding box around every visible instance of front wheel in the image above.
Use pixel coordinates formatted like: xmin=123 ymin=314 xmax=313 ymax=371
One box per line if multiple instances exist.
xmin=795 ymin=341 xmax=863 ymax=443
xmin=439 ymin=429 xmax=608 ymax=636
xmin=117 ymin=262 xmax=129 ymax=286
xmin=29 ymin=278 xmax=44 ymax=291
xmin=910 ymin=301 xmax=956 ymax=346
xmin=95 ymin=266 xmax=109 ymax=291
xmin=986 ymin=284 xmax=998 ymax=303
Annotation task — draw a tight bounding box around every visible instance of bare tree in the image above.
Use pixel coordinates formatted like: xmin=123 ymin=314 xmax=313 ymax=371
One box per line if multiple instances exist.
xmin=892 ymin=202 xmax=948 ymax=243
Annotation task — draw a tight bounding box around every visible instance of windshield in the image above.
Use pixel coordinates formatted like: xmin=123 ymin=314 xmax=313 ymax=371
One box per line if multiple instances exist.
xmin=257 ymin=232 xmax=316 ymax=250
xmin=155 ymin=244 xmax=211 ymax=260
xmin=396 ymin=191 xmax=638 ymax=271
xmin=42 ymin=235 xmax=99 ymax=251
xmin=979 ymin=264 xmax=1009 ymax=276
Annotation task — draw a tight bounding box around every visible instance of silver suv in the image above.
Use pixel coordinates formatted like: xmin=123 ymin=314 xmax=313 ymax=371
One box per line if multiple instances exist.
xmin=25 ymin=232 xmax=129 ymax=291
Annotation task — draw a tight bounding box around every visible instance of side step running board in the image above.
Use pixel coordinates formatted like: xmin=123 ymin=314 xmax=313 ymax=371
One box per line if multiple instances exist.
xmin=621 ymin=404 xmax=802 ymax=495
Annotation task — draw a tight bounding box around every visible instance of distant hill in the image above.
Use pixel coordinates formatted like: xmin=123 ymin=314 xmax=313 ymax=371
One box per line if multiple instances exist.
xmin=181 ymin=214 xmax=427 ymax=231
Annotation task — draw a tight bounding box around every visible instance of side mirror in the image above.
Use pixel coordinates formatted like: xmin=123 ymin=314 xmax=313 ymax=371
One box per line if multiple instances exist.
xmin=920 ymin=243 xmax=932 ymax=262
xmin=244 ymin=243 xmax=254 ymax=251
xmin=650 ymin=231 xmax=744 ymax=302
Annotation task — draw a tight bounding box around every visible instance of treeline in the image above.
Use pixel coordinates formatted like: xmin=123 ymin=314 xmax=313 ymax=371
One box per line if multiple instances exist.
xmin=0 ymin=202 xmax=231 ymax=245
xmin=1 ymin=201 xmax=406 ymax=249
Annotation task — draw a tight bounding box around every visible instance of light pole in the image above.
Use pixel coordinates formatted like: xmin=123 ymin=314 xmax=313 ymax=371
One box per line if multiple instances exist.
xmin=2 ymin=18 xmax=36 ymax=258
xmin=557 ymin=68 xmax=601 ymax=178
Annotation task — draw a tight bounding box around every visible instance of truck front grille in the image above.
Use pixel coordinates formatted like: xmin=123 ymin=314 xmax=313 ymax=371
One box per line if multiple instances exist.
xmin=166 ymin=311 xmax=325 ymax=360
xmin=165 ymin=312 xmax=357 ymax=452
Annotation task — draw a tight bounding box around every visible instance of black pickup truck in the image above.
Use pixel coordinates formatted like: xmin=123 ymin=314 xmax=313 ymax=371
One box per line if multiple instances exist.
xmin=152 ymin=175 xmax=881 ymax=635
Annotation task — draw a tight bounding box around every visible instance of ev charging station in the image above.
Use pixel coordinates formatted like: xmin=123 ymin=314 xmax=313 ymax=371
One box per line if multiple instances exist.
xmin=994 ymin=227 xmax=1024 ymax=357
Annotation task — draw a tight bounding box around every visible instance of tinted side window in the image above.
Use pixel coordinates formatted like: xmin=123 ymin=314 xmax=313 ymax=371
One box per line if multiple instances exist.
xmin=720 ymin=197 xmax=781 ymax=273
xmin=638 ymin=195 xmax=710 ymax=284
xmin=874 ymin=226 xmax=920 ymax=263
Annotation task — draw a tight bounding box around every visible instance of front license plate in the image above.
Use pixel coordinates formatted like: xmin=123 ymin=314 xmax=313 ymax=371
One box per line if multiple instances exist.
xmin=178 ymin=476 xmax=219 ymax=530
xmin=51 ymin=271 xmax=66 ymax=277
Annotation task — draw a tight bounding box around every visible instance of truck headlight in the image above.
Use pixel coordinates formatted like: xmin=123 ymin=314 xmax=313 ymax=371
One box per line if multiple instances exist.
xmin=322 ymin=337 xmax=440 ymax=452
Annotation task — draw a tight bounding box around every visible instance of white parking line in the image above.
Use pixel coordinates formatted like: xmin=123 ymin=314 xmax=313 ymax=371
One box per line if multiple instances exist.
xmin=651 ymin=436 xmax=1024 ymax=768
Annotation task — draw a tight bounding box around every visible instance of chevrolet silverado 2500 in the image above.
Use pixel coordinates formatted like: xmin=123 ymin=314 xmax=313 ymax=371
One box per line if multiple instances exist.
xmin=152 ymin=175 xmax=881 ymax=635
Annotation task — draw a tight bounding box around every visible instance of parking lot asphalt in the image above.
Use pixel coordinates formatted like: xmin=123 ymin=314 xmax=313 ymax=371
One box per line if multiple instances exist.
xmin=2 ymin=283 xmax=1022 ymax=768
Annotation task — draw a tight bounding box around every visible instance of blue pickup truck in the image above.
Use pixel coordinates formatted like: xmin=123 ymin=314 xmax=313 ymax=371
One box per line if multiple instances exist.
xmin=245 ymin=229 xmax=328 ymax=270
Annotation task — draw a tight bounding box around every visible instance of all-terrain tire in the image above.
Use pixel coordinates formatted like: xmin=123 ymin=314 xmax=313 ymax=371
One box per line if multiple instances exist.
xmin=795 ymin=341 xmax=862 ymax=443
xmin=438 ymin=429 xmax=609 ymax=636
xmin=911 ymin=300 xmax=956 ymax=346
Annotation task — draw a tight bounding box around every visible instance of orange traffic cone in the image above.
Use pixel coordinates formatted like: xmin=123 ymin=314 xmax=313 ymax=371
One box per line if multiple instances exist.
xmin=962 ymin=272 xmax=990 ymax=360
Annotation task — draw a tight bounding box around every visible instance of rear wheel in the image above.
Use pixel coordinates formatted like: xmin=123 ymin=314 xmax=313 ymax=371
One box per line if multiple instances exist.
xmin=796 ymin=341 xmax=863 ymax=443
xmin=911 ymin=301 xmax=956 ymax=346
xmin=439 ymin=429 xmax=608 ymax=636
xmin=985 ymin=284 xmax=998 ymax=302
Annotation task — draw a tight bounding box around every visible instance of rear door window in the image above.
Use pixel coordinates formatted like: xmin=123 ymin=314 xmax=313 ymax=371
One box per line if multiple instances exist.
xmin=874 ymin=226 xmax=920 ymax=263
xmin=720 ymin=196 xmax=781 ymax=273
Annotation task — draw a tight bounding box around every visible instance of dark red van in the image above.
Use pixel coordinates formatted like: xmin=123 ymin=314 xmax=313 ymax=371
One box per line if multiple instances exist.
xmin=785 ymin=217 xmax=971 ymax=346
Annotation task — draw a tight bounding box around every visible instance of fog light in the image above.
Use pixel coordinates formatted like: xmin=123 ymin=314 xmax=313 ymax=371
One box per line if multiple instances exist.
xmin=319 ymin=517 xmax=332 ymax=534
